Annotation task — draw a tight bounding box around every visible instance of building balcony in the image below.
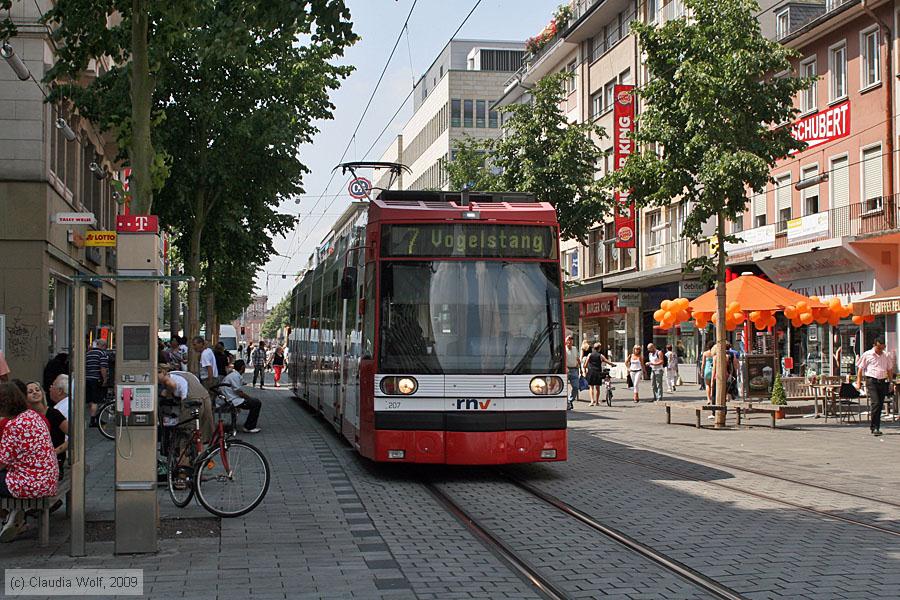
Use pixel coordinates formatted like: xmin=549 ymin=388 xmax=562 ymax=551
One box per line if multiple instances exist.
xmin=726 ymin=195 xmax=900 ymax=261
xmin=643 ymin=237 xmax=711 ymax=271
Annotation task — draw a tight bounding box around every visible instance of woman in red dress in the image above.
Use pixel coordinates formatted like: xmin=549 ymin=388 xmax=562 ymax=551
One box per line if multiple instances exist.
xmin=0 ymin=382 xmax=59 ymax=542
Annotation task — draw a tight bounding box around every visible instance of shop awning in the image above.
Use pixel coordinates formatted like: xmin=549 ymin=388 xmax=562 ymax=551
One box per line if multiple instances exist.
xmin=689 ymin=273 xmax=827 ymax=313
xmin=853 ymin=286 xmax=900 ymax=316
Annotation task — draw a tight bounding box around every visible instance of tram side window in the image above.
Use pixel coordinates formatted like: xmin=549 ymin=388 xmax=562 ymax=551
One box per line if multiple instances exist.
xmin=362 ymin=265 xmax=376 ymax=359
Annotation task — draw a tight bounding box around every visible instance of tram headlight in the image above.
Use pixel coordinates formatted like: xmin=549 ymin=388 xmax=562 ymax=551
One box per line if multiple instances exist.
xmin=530 ymin=376 xmax=563 ymax=395
xmin=397 ymin=377 xmax=417 ymax=395
xmin=380 ymin=376 xmax=418 ymax=395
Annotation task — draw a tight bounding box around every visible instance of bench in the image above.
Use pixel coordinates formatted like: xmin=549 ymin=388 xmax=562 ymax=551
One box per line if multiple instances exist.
xmin=0 ymin=472 xmax=71 ymax=546
xmin=781 ymin=377 xmax=815 ymax=402
xmin=663 ymin=401 xmax=729 ymax=428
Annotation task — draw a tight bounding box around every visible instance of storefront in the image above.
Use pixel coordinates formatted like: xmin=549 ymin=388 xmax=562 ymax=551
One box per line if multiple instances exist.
xmin=579 ymin=295 xmax=628 ymax=362
xmin=761 ymin=250 xmax=883 ymax=377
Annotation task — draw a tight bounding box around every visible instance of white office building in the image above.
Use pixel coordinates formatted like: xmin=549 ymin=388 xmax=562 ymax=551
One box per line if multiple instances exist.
xmin=374 ymin=39 xmax=525 ymax=191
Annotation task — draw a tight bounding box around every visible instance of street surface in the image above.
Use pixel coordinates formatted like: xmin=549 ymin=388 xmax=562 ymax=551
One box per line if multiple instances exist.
xmin=3 ymin=377 xmax=900 ymax=599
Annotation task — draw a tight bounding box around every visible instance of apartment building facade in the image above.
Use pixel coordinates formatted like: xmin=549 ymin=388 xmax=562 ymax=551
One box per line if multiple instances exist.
xmin=729 ymin=0 xmax=900 ymax=375
xmin=1 ymin=0 xmax=122 ymax=381
xmin=374 ymin=39 xmax=525 ymax=192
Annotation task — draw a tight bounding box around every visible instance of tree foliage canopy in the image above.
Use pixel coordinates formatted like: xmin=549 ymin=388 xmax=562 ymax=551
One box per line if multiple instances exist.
xmin=607 ymin=0 xmax=811 ymax=244
xmin=447 ymin=74 xmax=611 ymax=242
xmin=260 ymin=296 xmax=290 ymax=340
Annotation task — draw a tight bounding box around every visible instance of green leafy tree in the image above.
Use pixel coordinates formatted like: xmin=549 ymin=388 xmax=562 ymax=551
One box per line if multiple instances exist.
xmin=260 ymin=296 xmax=290 ymax=340
xmin=447 ymin=136 xmax=499 ymax=191
xmin=151 ymin=1 xmax=356 ymax=353
xmin=491 ymin=73 xmax=610 ymax=242
xmin=608 ymin=0 xmax=812 ymax=424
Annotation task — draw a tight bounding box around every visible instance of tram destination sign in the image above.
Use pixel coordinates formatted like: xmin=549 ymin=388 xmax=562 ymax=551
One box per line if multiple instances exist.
xmin=382 ymin=224 xmax=557 ymax=259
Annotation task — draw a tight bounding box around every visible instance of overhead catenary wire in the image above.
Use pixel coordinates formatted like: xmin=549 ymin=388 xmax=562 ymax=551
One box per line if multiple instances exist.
xmin=278 ymin=0 xmax=485 ymax=275
xmin=277 ymin=0 xmax=421 ymax=273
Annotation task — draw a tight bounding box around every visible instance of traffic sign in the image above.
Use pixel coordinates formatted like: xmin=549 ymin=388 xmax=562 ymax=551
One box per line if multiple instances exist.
xmin=116 ymin=214 xmax=159 ymax=233
xmin=53 ymin=212 xmax=96 ymax=225
xmin=348 ymin=177 xmax=372 ymax=199
xmin=85 ymin=231 xmax=117 ymax=247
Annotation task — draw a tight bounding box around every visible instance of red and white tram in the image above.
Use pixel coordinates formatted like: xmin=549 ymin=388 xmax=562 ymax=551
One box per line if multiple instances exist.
xmin=288 ymin=190 xmax=567 ymax=464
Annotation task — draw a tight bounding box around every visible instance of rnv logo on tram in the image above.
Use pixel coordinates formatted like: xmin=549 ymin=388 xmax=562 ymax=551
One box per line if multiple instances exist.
xmin=455 ymin=398 xmax=492 ymax=410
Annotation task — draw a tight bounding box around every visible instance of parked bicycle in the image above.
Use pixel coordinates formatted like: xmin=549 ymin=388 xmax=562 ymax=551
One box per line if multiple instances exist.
xmin=161 ymin=384 xmax=270 ymax=517
xmin=96 ymin=398 xmax=117 ymax=441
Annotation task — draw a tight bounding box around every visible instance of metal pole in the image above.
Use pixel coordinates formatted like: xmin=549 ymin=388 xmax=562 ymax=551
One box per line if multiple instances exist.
xmin=70 ymin=283 xmax=86 ymax=557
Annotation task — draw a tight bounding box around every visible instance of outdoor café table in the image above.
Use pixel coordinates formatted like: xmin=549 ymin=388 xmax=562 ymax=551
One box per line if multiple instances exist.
xmin=810 ymin=384 xmax=840 ymax=418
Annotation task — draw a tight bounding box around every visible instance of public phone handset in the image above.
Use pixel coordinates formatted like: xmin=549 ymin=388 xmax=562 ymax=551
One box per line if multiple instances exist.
xmin=116 ymin=385 xmax=156 ymax=424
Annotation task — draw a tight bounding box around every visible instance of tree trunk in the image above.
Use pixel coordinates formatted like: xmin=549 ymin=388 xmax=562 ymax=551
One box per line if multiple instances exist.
xmin=169 ymin=274 xmax=180 ymax=340
xmin=129 ymin=0 xmax=153 ymax=214
xmin=715 ymin=210 xmax=728 ymax=428
xmin=205 ymin=284 xmax=217 ymax=345
xmin=186 ymin=192 xmax=205 ymax=374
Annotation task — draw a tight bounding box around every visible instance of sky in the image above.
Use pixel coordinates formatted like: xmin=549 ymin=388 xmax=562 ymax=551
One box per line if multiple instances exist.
xmin=259 ymin=0 xmax=559 ymax=307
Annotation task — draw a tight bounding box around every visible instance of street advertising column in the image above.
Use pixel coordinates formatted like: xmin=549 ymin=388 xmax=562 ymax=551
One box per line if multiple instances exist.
xmin=614 ymin=85 xmax=636 ymax=249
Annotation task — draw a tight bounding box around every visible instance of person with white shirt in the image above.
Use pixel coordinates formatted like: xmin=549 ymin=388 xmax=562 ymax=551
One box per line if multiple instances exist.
xmin=192 ymin=336 xmax=219 ymax=391
xmin=49 ymin=374 xmax=70 ymax=420
xmin=857 ymin=338 xmax=894 ymax=436
xmin=221 ymin=360 xmax=262 ymax=433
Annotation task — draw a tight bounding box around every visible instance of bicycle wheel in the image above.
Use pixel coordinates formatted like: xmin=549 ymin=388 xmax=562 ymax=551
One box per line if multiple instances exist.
xmin=195 ymin=439 xmax=270 ymax=518
xmin=167 ymin=431 xmax=196 ymax=508
xmin=97 ymin=402 xmax=117 ymax=440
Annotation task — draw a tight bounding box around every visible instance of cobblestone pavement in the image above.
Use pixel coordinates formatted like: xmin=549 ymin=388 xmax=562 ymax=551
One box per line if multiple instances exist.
xmin=2 ymin=375 xmax=899 ymax=599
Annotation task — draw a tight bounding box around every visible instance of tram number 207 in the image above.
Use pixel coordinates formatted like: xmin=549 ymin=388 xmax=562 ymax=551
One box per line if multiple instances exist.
xmin=385 ymin=401 xmax=403 ymax=409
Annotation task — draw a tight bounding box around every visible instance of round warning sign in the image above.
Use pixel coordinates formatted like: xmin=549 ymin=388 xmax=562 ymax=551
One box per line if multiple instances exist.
xmin=348 ymin=177 xmax=372 ymax=199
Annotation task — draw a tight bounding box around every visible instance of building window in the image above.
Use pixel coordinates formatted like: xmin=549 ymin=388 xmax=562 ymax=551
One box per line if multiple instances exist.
xmin=775 ymin=9 xmax=789 ymax=39
xmin=829 ymin=43 xmax=847 ymax=100
xmin=605 ymin=20 xmax=620 ymax=49
xmin=603 ymin=79 xmax=616 ymax=112
xmin=861 ymin=28 xmax=880 ymax=88
xmin=801 ymin=165 xmax=819 ymax=215
xmin=647 ymin=210 xmax=663 ymax=250
xmin=800 ymin=58 xmax=816 ymax=113
xmin=463 ymin=99 xmax=473 ymax=127
xmin=488 ymin=103 xmax=499 ymax=128
xmin=479 ymin=49 xmax=525 ymax=72
xmin=439 ymin=65 xmax=444 ymax=78
xmin=732 ymin=215 xmax=744 ymax=234
xmin=451 ymin=99 xmax=461 ymax=127
xmin=565 ymin=249 xmax=580 ymax=280
xmin=475 ymin=100 xmax=486 ymax=128
xmin=589 ymin=228 xmax=603 ymax=277
xmin=830 ymin=154 xmax=850 ymax=210
xmin=421 ymin=84 xmax=428 ymax=101
xmin=619 ymin=68 xmax=632 ymax=85
xmin=647 ymin=0 xmax=658 ymax=23
xmin=591 ymin=91 xmax=603 ymax=117
xmin=752 ymin=193 xmax=766 ymax=228
xmin=775 ymin=173 xmax=791 ymax=231
xmin=565 ymin=60 xmax=577 ymax=94
xmin=621 ymin=7 xmax=635 ymax=37
xmin=862 ymin=145 xmax=883 ymax=212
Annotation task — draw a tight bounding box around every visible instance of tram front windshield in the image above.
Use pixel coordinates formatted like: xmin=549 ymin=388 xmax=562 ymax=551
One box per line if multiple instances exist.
xmin=379 ymin=261 xmax=562 ymax=375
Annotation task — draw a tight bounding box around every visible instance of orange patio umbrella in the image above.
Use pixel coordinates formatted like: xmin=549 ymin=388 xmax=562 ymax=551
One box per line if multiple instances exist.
xmin=688 ymin=273 xmax=827 ymax=313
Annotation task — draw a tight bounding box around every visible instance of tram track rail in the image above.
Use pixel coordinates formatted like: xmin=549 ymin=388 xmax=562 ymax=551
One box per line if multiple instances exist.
xmin=427 ymin=476 xmax=748 ymax=600
xmin=569 ymin=440 xmax=900 ymax=538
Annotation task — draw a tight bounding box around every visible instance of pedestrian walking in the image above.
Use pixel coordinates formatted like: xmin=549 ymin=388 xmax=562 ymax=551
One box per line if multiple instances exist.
xmin=628 ymin=346 xmax=643 ymax=403
xmin=564 ymin=336 xmax=581 ymax=410
xmin=665 ymin=344 xmax=678 ymax=392
xmin=586 ymin=343 xmax=615 ymax=406
xmin=271 ymin=346 xmax=285 ymax=388
xmin=702 ymin=342 xmax=715 ymax=404
xmin=192 ymin=336 xmax=219 ymax=392
xmin=251 ymin=341 xmax=267 ymax=389
xmin=647 ymin=343 xmax=665 ymax=402
xmin=85 ymin=339 xmax=108 ymax=427
xmin=857 ymin=338 xmax=893 ymax=436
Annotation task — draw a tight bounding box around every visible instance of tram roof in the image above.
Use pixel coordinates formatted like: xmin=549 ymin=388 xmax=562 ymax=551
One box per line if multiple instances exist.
xmin=370 ymin=190 xmax=557 ymax=224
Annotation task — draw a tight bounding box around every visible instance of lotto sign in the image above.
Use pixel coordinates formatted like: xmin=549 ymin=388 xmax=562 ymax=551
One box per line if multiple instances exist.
xmin=613 ymin=85 xmax=636 ymax=249
xmin=85 ymin=231 xmax=117 ymax=246
xmin=348 ymin=177 xmax=372 ymax=199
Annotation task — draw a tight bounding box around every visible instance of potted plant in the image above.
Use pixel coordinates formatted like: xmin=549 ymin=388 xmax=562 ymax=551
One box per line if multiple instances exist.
xmin=771 ymin=373 xmax=787 ymax=419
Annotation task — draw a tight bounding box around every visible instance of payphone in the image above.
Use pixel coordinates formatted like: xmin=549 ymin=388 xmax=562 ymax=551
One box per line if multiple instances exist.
xmin=114 ymin=221 xmax=161 ymax=554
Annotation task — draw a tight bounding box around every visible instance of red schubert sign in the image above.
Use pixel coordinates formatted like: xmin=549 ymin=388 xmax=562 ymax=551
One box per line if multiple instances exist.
xmin=613 ymin=85 xmax=636 ymax=249
xmin=791 ymin=100 xmax=850 ymax=150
